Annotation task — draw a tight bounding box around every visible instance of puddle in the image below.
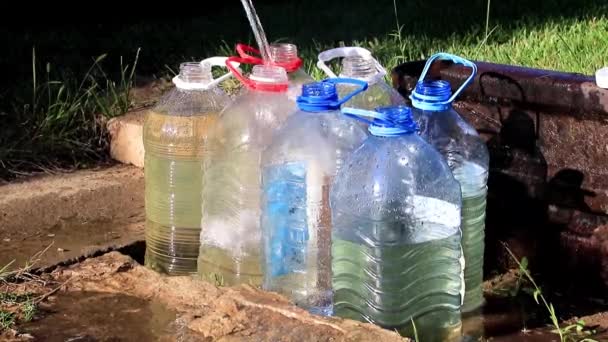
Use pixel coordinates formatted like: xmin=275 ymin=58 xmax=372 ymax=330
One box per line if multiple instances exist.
xmin=486 ymin=328 xmax=608 ymax=342
xmin=0 ymin=216 xmax=144 ymax=271
xmin=19 ymin=291 xmax=182 ymax=341
xmin=460 ymin=294 xmax=608 ymax=341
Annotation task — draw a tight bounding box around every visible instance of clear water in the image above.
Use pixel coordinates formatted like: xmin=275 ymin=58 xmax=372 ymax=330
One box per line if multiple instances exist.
xmin=198 ymin=245 xmax=263 ymax=286
xmin=262 ymin=161 xmax=332 ymax=315
xmin=240 ymin=0 xmax=272 ymax=61
xmin=144 ymin=111 xmax=218 ymax=275
xmin=198 ymin=88 xmax=293 ymax=287
xmin=414 ymin=107 xmax=490 ymax=313
xmin=453 ymin=161 xmax=488 ymax=312
xmin=332 ymin=196 xmax=463 ymax=342
xmin=199 ymin=150 xmax=265 ymax=286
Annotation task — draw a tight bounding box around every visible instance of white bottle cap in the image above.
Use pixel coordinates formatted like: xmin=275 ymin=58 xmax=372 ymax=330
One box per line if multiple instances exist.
xmin=596 ymin=67 xmax=608 ymax=89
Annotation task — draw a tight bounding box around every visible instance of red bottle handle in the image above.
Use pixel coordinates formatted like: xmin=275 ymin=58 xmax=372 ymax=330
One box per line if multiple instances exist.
xmin=225 ymin=56 xmax=288 ymax=92
xmin=236 ymin=43 xmax=303 ymax=73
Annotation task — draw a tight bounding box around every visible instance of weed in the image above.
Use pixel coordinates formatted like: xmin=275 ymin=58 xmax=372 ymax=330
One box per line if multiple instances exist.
xmin=0 ymin=311 xmax=15 ymax=331
xmin=0 ymin=49 xmax=139 ymax=180
xmin=503 ymin=243 xmax=599 ymax=342
xmin=21 ymin=299 xmax=37 ymax=323
xmin=411 ymin=317 xmax=419 ymax=342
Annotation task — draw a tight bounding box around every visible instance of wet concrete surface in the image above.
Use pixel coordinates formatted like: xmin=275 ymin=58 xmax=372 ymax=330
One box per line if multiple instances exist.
xmin=20 ymin=291 xmax=180 ymax=342
xmin=0 ymin=247 xmax=606 ymax=341
xmin=0 ymin=215 xmax=144 ymax=272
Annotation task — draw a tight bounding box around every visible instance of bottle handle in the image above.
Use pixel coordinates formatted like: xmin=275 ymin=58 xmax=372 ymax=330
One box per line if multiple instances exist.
xmin=201 ymin=57 xmax=240 ymax=89
xmin=225 ymin=56 xmax=288 ymax=92
xmin=236 ymin=43 xmax=264 ymax=62
xmin=225 ymin=56 xmax=255 ymax=89
xmin=330 ymin=78 xmax=369 ymax=106
xmin=237 ymin=43 xmax=303 ymax=72
xmin=316 ymin=46 xmax=387 ymax=79
xmin=171 ymin=57 xmax=239 ymax=90
xmin=342 ymin=106 xmax=416 ymax=136
xmin=296 ymin=78 xmax=368 ymax=111
xmin=341 ymin=107 xmax=392 ymax=126
xmin=417 ymin=52 xmax=477 ymax=103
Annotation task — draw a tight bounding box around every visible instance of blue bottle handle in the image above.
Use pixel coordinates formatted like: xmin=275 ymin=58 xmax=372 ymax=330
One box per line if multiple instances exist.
xmin=341 ymin=107 xmax=391 ymax=126
xmin=417 ymin=53 xmax=477 ymax=104
xmin=341 ymin=107 xmax=416 ymax=137
xmin=296 ymin=78 xmax=368 ymax=111
xmin=328 ymin=78 xmax=368 ymax=106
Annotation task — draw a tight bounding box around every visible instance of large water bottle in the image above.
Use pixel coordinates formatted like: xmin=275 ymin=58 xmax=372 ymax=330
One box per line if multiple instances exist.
xmin=317 ymin=47 xmax=405 ymax=110
xmin=144 ymin=58 xmax=235 ymax=275
xmin=198 ymin=56 xmax=294 ymax=287
xmin=410 ymin=53 xmax=489 ymax=313
xmin=331 ymin=106 xmax=463 ymax=342
xmin=237 ymin=43 xmax=314 ymax=101
xmin=261 ymin=78 xmax=369 ymax=315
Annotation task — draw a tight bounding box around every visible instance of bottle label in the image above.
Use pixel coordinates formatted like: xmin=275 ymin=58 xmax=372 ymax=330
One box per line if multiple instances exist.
xmin=263 ymin=162 xmax=309 ymax=277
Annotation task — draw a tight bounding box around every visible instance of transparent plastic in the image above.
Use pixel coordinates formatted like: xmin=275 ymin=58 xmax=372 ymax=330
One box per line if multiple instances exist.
xmin=144 ymin=62 xmax=230 ymax=275
xmin=198 ymin=65 xmax=294 ymax=287
xmin=338 ymin=55 xmax=405 ymax=110
xmin=331 ymin=106 xmax=463 ymax=342
xmin=412 ymin=80 xmax=490 ymax=313
xmin=261 ymin=81 xmax=368 ymax=315
xmin=269 ymin=43 xmax=314 ymax=101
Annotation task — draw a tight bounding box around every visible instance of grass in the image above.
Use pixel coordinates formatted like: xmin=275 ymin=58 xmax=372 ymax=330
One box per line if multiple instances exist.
xmin=0 ymin=247 xmax=60 ymax=332
xmin=503 ymin=243 xmax=600 ymax=342
xmin=0 ymin=311 xmax=15 ymax=331
xmin=0 ymin=261 xmax=35 ymax=332
xmin=0 ymin=49 xmax=139 ymax=180
xmin=0 ymin=0 xmax=606 ymax=179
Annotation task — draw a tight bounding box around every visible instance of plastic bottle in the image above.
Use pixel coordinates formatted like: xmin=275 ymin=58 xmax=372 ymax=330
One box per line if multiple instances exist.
xmin=144 ymin=58 xmax=235 ymax=275
xmin=261 ymin=78 xmax=369 ymax=315
xmin=317 ymin=47 xmax=405 ymax=111
xmin=237 ymin=43 xmax=314 ymax=100
xmin=331 ymin=106 xmax=463 ymax=342
xmin=198 ymin=56 xmax=294 ymax=287
xmin=410 ymin=53 xmax=489 ymax=313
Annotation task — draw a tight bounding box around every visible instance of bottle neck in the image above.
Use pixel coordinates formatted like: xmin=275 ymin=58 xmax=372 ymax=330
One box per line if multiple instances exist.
xmin=270 ymin=44 xmax=301 ymax=72
xmin=177 ymin=62 xmax=213 ymax=84
xmin=248 ymin=65 xmax=289 ymax=93
xmin=369 ymin=106 xmax=418 ymax=136
xmin=340 ymin=56 xmax=378 ymax=80
xmin=411 ymin=80 xmax=453 ymax=112
xmin=297 ymin=82 xmax=339 ymax=112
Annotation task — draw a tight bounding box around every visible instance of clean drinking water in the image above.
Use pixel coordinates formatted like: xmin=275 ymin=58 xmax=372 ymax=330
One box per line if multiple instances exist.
xmin=332 ymin=106 xmax=463 ymax=341
xmin=198 ymin=64 xmax=294 ymax=286
xmin=332 ymin=196 xmax=463 ymax=342
xmin=410 ymin=54 xmax=488 ymax=313
xmin=260 ymin=80 xmax=368 ymax=315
